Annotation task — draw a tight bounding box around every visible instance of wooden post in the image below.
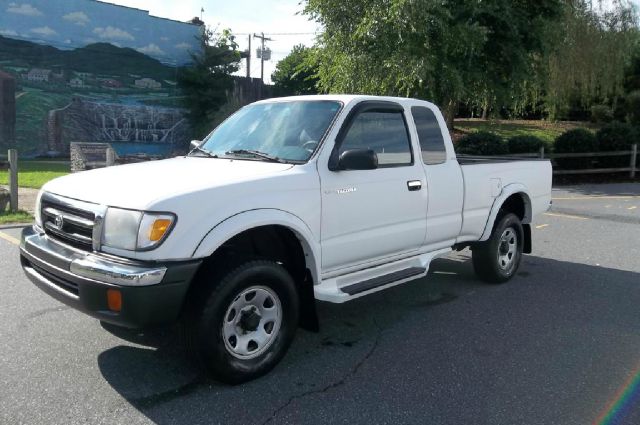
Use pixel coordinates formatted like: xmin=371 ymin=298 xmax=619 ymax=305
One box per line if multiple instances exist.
xmin=631 ymin=144 xmax=637 ymax=179
xmin=539 ymin=146 xmax=545 ymax=159
xmin=106 ymin=148 xmax=115 ymax=167
xmin=8 ymin=149 xmax=18 ymax=213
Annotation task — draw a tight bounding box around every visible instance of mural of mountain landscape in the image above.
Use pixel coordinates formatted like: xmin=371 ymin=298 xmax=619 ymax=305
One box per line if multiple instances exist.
xmin=0 ymin=0 xmax=202 ymax=157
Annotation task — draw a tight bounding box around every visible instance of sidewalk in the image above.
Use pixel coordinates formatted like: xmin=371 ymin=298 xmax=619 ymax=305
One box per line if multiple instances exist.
xmin=0 ymin=185 xmax=39 ymax=214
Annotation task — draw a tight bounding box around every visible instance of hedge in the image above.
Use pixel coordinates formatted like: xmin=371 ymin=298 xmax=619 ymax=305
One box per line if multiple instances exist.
xmin=596 ymin=122 xmax=638 ymax=167
xmin=507 ymin=135 xmax=548 ymax=154
xmin=456 ymin=132 xmax=508 ymax=156
xmin=554 ymin=128 xmax=598 ymax=170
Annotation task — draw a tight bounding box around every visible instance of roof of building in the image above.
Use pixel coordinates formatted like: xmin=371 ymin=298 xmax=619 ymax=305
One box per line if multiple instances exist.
xmin=93 ymin=0 xmax=201 ymax=26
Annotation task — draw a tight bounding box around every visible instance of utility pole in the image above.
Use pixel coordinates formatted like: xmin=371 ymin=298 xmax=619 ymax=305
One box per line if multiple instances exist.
xmin=246 ymin=34 xmax=251 ymax=79
xmin=253 ymin=32 xmax=272 ymax=83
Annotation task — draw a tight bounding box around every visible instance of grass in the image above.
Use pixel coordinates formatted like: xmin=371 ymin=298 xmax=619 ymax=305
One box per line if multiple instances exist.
xmin=0 ymin=161 xmax=69 ymax=189
xmin=454 ymin=119 xmax=598 ymax=144
xmin=0 ymin=210 xmax=32 ymax=225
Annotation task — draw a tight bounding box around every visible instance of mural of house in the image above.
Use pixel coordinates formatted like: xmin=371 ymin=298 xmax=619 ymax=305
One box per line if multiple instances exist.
xmin=27 ymin=68 xmax=52 ymax=82
xmin=135 ymin=78 xmax=161 ymax=89
xmin=51 ymin=70 xmax=66 ymax=81
xmin=69 ymin=78 xmax=84 ymax=88
xmin=101 ymin=78 xmax=123 ymax=88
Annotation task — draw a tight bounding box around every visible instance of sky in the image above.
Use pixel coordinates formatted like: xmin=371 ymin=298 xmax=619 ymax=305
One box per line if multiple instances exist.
xmin=105 ymin=0 xmax=320 ymax=83
xmin=0 ymin=0 xmax=202 ymax=65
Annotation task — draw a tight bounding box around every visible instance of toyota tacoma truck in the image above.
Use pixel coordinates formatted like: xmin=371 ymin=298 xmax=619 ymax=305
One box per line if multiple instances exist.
xmin=20 ymin=95 xmax=552 ymax=383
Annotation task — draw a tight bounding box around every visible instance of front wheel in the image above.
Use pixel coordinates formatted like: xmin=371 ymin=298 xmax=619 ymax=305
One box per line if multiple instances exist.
xmin=187 ymin=260 xmax=299 ymax=384
xmin=472 ymin=213 xmax=524 ymax=284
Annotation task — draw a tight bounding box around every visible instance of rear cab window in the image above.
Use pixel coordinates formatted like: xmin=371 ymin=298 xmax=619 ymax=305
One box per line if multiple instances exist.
xmin=411 ymin=106 xmax=447 ymax=165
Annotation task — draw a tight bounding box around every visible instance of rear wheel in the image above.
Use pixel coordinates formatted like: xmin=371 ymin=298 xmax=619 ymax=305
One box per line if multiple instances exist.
xmin=472 ymin=213 xmax=524 ymax=284
xmin=185 ymin=260 xmax=299 ymax=384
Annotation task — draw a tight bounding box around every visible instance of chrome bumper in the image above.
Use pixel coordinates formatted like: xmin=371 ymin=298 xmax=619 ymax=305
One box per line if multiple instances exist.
xmin=20 ymin=226 xmax=202 ymax=328
xmin=21 ymin=226 xmax=166 ymax=287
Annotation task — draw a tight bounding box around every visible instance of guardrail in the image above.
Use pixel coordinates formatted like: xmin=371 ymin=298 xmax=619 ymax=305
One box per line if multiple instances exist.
xmin=506 ymin=144 xmax=638 ymax=178
xmin=0 ymin=149 xmax=19 ymax=213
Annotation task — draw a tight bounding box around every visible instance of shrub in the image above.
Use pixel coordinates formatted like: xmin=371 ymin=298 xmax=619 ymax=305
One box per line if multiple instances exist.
xmin=590 ymin=105 xmax=614 ymax=124
xmin=507 ymin=135 xmax=548 ymax=155
xmin=456 ymin=132 xmax=508 ymax=156
xmin=613 ymin=96 xmax=628 ymax=122
xmin=554 ymin=128 xmax=598 ymax=170
xmin=626 ymin=91 xmax=640 ymax=125
xmin=596 ymin=122 xmax=638 ymax=167
xmin=597 ymin=122 xmax=636 ymax=151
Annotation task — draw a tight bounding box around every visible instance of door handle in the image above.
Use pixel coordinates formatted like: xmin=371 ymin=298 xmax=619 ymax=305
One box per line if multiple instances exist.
xmin=407 ymin=180 xmax=422 ymax=191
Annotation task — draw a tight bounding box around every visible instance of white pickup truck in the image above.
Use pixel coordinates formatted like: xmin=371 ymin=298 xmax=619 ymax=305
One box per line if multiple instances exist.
xmin=20 ymin=95 xmax=551 ymax=383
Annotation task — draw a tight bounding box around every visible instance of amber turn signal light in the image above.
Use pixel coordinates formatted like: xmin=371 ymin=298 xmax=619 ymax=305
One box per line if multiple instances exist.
xmin=149 ymin=219 xmax=172 ymax=242
xmin=107 ymin=289 xmax=122 ymax=312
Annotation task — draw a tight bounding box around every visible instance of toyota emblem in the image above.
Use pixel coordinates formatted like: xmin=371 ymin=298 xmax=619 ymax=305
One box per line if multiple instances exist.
xmin=54 ymin=214 xmax=64 ymax=230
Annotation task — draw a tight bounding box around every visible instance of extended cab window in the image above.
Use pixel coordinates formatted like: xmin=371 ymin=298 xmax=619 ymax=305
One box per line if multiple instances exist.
xmin=339 ymin=110 xmax=412 ymax=167
xmin=411 ymin=106 xmax=447 ymax=165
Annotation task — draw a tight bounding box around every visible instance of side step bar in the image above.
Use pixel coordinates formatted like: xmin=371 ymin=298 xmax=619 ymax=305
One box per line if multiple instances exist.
xmin=341 ymin=267 xmax=426 ymax=295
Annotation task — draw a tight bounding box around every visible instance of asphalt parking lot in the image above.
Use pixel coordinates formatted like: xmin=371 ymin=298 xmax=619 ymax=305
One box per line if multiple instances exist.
xmin=1 ymin=183 xmax=639 ymax=425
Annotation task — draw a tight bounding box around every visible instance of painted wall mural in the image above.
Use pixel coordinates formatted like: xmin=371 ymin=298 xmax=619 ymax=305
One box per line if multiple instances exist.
xmin=0 ymin=0 xmax=202 ymax=158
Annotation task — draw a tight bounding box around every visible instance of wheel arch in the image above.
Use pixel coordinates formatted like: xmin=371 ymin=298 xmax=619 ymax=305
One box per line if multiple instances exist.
xmin=480 ymin=184 xmax=532 ymax=243
xmin=190 ymin=209 xmax=321 ymax=331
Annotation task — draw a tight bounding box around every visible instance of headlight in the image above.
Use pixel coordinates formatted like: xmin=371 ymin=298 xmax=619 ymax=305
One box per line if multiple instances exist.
xmin=34 ymin=189 xmax=44 ymax=227
xmin=102 ymin=208 xmax=175 ymax=251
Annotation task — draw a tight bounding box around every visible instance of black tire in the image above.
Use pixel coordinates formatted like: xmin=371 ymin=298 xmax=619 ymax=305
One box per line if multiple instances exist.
xmin=472 ymin=213 xmax=524 ymax=284
xmin=185 ymin=260 xmax=299 ymax=384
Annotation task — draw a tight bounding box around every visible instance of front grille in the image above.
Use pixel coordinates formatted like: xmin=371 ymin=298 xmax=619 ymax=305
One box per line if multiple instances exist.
xmin=30 ymin=262 xmax=80 ymax=296
xmin=41 ymin=198 xmax=95 ymax=251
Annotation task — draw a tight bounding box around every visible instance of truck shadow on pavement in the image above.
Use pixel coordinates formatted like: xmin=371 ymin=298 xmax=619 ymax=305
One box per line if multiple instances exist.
xmin=97 ymin=253 xmax=640 ymax=425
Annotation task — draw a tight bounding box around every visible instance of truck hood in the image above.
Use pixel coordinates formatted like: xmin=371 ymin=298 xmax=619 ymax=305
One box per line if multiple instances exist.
xmin=43 ymin=157 xmax=294 ymax=210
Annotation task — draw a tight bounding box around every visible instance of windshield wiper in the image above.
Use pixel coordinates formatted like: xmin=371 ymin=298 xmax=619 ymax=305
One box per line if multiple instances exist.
xmin=190 ymin=146 xmax=218 ymax=158
xmin=225 ymin=149 xmax=284 ymax=163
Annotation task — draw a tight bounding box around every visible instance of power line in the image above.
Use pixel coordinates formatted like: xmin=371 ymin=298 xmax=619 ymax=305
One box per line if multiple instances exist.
xmin=253 ymin=32 xmax=272 ymax=83
xmin=216 ymin=32 xmax=318 ymax=36
xmin=263 ymin=32 xmax=319 ymax=36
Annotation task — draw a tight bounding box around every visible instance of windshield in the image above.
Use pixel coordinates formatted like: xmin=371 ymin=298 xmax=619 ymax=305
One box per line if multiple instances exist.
xmin=196 ymin=100 xmax=342 ymax=163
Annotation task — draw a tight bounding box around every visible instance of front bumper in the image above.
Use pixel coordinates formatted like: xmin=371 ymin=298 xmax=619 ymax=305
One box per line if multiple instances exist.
xmin=20 ymin=226 xmax=202 ymax=329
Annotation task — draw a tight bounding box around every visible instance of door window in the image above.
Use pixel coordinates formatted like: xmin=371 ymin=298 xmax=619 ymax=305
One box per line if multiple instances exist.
xmin=411 ymin=106 xmax=447 ymax=165
xmin=339 ymin=110 xmax=412 ymax=167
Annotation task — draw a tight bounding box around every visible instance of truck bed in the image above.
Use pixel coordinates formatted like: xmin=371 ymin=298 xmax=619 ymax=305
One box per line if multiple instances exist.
xmin=456 ymin=157 xmax=553 ymax=242
xmin=456 ymin=155 xmax=548 ymax=165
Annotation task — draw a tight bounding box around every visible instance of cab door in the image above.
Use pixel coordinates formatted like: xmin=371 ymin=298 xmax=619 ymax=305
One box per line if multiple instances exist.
xmin=318 ymin=101 xmax=428 ymax=273
xmin=409 ymin=105 xmax=464 ymax=250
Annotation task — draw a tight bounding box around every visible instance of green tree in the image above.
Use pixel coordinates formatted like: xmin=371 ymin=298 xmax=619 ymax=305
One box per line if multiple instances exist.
xmin=303 ymin=0 xmax=564 ymax=128
xmin=544 ymin=1 xmax=638 ymax=119
xmin=178 ymin=28 xmax=241 ymax=138
xmin=272 ymin=44 xmax=320 ymax=96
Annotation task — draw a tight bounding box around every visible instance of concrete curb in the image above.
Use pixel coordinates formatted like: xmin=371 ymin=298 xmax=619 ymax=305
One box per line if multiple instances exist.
xmin=0 ymin=223 xmax=31 ymax=230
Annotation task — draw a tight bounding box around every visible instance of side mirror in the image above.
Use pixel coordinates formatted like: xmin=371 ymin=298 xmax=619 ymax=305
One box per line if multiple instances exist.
xmin=334 ymin=149 xmax=378 ymax=171
xmin=190 ymin=140 xmax=201 ymax=150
